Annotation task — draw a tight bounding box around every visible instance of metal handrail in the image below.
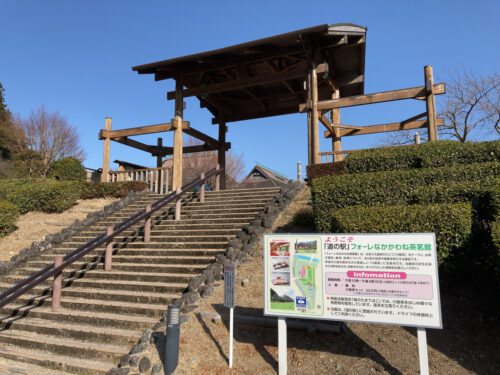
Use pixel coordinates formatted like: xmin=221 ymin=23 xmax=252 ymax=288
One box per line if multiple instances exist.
xmin=0 ymin=166 xmax=222 ymax=309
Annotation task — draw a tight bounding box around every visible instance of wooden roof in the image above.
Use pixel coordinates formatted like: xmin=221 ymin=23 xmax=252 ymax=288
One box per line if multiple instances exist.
xmin=132 ymin=24 xmax=366 ymax=124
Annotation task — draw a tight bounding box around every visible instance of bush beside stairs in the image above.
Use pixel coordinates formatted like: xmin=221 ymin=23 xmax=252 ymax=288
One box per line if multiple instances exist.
xmin=0 ymin=186 xmax=282 ymax=374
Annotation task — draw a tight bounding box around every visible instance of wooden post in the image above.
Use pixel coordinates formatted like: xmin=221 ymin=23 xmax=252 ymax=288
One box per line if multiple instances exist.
xmin=307 ymin=74 xmax=312 ymax=166
xmin=105 ymin=226 xmax=113 ymax=271
xmin=311 ymin=62 xmax=320 ymax=165
xmin=424 ymin=65 xmax=438 ymax=141
xmin=200 ymin=172 xmax=205 ymax=203
xmin=101 ymin=117 xmax=112 ymax=182
xmin=215 ymin=164 xmax=220 ymax=191
xmin=144 ymin=204 xmax=151 ymax=243
xmin=52 ymin=255 xmax=63 ymax=310
xmin=157 ymin=138 xmax=163 ymax=191
xmin=330 ymin=89 xmax=343 ymax=162
xmin=173 ymin=77 xmax=184 ymax=189
xmin=175 ymin=187 xmax=181 ymax=221
xmin=218 ymin=122 xmax=227 ymax=190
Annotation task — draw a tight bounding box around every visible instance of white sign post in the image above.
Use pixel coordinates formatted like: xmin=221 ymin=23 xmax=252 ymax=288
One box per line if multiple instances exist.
xmin=264 ymin=233 xmax=442 ymax=375
xmin=224 ymin=263 xmax=236 ymax=368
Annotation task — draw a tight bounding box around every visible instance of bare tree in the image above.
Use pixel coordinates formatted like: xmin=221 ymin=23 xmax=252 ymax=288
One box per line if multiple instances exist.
xmin=13 ymin=106 xmax=86 ymax=178
xmin=182 ymin=136 xmax=245 ymax=187
xmin=440 ymin=68 xmax=499 ymax=142
xmin=481 ymin=73 xmax=500 ymax=136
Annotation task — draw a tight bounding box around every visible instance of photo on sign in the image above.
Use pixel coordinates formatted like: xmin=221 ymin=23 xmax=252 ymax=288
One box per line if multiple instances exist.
xmin=294 ymin=239 xmax=317 ymax=253
xmin=271 ymin=257 xmax=290 ymax=271
xmin=270 ymin=288 xmax=294 ymax=311
xmin=270 ymin=240 xmax=290 ymax=256
xmin=271 ymin=272 xmax=290 ymax=286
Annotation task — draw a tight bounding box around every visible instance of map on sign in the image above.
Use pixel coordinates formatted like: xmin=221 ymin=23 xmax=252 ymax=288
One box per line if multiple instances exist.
xmin=266 ymin=236 xmax=323 ymax=316
xmin=263 ymin=233 xmax=442 ymax=329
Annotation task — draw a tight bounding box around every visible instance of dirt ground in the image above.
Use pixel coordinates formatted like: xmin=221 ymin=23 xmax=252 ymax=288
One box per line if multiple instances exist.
xmin=161 ymin=188 xmax=499 ymax=375
xmin=0 ymin=198 xmax=118 ymax=261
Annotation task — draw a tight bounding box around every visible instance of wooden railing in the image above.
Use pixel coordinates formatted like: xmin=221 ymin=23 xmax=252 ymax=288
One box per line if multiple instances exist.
xmin=0 ymin=165 xmax=223 ymax=310
xmin=108 ymin=166 xmax=172 ymax=194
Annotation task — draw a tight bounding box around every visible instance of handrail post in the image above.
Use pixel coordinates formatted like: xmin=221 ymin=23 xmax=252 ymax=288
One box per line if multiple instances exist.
xmin=144 ymin=204 xmax=151 ymax=243
xmin=175 ymin=187 xmax=181 ymax=221
xmin=105 ymin=226 xmax=113 ymax=271
xmin=215 ymin=164 xmax=220 ymax=192
xmin=200 ymin=172 xmax=205 ymax=203
xmin=52 ymin=255 xmax=63 ymax=311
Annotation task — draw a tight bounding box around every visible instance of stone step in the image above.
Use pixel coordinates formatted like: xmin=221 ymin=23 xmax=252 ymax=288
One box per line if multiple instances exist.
xmin=5 ymin=294 xmax=167 ymax=318
xmin=0 ymin=300 xmax=158 ymax=330
xmin=0 ymin=329 xmax=128 ymax=363
xmin=51 ymin=247 xmax=224 ymax=257
xmin=37 ymin=254 xmax=215 ymax=266
xmin=13 ymin=268 xmax=194 ymax=283
xmin=0 ymin=316 xmax=141 ymax=346
xmin=55 ymin=241 xmax=227 ymax=250
xmin=105 ymin=212 xmax=258 ymax=220
xmin=25 ymin=259 xmax=210 ymax=274
xmin=78 ymin=228 xmax=241 ymax=236
xmin=2 ymin=274 xmax=187 ymax=294
xmin=0 ymin=282 xmax=179 ymax=305
xmin=108 ymin=207 xmax=262 ymax=218
xmin=89 ymin=222 xmax=249 ymax=231
xmin=68 ymin=234 xmax=235 ymax=243
xmin=0 ymin=346 xmax=112 ymax=374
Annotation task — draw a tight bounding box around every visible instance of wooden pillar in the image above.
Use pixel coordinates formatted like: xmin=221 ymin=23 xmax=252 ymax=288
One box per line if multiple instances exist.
xmin=310 ymin=63 xmax=320 ymax=165
xmin=218 ymin=122 xmax=226 ymax=190
xmin=101 ymin=117 xmax=112 ymax=182
xmin=173 ymin=77 xmax=184 ymax=189
xmin=307 ymin=74 xmax=312 ymax=166
xmin=424 ymin=65 xmax=438 ymax=141
xmin=156 ymin=137 xmax=163 ymax=190
xmin=331 ymin=89 xmax=343 ymax=162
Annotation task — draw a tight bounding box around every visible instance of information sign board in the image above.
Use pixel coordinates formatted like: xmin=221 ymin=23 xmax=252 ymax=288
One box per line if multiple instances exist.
xmin=263 ymin=233 xmax=442 ymax=329
xmin=224 ymin=263 xmax=236 ymax=308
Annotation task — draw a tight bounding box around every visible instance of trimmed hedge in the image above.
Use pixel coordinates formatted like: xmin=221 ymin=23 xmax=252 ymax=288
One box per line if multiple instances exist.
xmin=344 ymin=140 xmax=500 ymax=174
xmin=0 ymin=199 xmax=19 ymax=237
xmin=306 ymin=161 xmax=344 ymax=181
xmin=409 ymin=176 xmax=500 ymax=204
xmin=328 ymin=203 xmax=472 ymax=264
xmin=312 ymin=161 xmax=499 ymax=230
xmin=48 ymin=157 xmax=86 ymax=181
xmin=81 ymin=181 xmax=148 ymax=199
xmin=0 ymin=180 xmax=82 ymax=214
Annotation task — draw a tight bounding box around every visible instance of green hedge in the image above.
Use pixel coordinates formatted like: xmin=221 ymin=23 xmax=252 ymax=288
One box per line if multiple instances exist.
xmin=0 ymin=180 xmax=82 ymax=214
xmin=344 ymin=140 xmax=500 ymax=174
xmin=48 ymin=157 xmax=86 ymax=181
xmin=81 ymin=181 xmax=148 ymax=199
xmin=0 ymin=199 xmax=19 ymax=237
xmin=409 ymin=176 xmax=500 ymax=204
xmin=312 ymin=161 xmax=499 ymax=230
xmin=306 ymin=161 xmax=344 ymax=181
xmin=328 ymin=203 xmax=472 ymax=264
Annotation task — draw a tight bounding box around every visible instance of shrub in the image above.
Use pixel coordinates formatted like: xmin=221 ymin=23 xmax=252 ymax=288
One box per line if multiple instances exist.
xmin=293 ymin=208 xmax=315 ymax=228
xmin=48 ymin=157 xmax=86 ymax=181
xmin=0 ymin=180 xmax=81 ymax=213
xmin=81 ymin=181 xmax=148 ymax=199
xmin=328 ymin=203 xmax=472 ymax=264
xmin=312 ymin=161 xmax=499 ymax=230
xmin=344 ymin=140 xmax=500 ymax=174
xmin=0 ymin=199 xmax=19 ymax=237
xmin=306 ymin=161 xmax=344 ymax=181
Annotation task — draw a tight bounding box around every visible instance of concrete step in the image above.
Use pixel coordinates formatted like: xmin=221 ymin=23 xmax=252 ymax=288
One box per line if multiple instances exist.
xmin=0 ymin=330 xmax=128 ymax=363
xmin=5 ymin=294 xmax=167 ymax=318
xmin=89 ymin=221 xmax=250 ymax=231
xmin=0 ymin=346 xmax=112 ymax=374
xmin=68 ymin=234 xmax=235 ymax=243
xmin=51 ymin=247 xmax=224 ymax=257
xmin=37 ymin=254 xmax=215 ymax=265
xmin=0 ymin=316 xmax=141 ymax=346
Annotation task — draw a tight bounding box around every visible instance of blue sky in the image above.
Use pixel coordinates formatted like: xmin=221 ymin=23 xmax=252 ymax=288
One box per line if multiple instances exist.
xmin=1 ymin=0 xmax=499 ymax=179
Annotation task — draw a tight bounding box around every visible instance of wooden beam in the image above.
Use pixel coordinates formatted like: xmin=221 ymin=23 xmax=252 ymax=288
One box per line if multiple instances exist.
xmin=330 ymin=89 xmax=342 ymax=162
xmin=318 ymin=112 xmax=334 ymax=133
xmin=263 ymin=60 xmax=295 ymax=94
xmin=401 ymin=112 xmax=427 ymax=125
xmin=112 ymin=136 xmax=168 ymax=154
xmin=334 ymin=73 xmax=364 ymax=87
xmin=300 ymin=83 xmax=446 ymax=112
xmin=212 ymin=106 xmax=298 ymax=124
xmin=184 ymin=127 xmax=218 ymax=146
xmin=99 ymin=121 xmax=189 ymax=139
xmin=311 ymin=63 xmax=320 ymax=165
xmin=324 ymin=118 xmax=445 ymax=138
xmin=218 ymin=121 xmax=226 ymax=190
xmin=167 ymin=67 xmax=309 ymax=100
xmin=101 ymin=117 xmax=112 ymax=182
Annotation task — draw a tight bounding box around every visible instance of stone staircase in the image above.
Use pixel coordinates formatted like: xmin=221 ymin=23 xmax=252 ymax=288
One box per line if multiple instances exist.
xmin=0 ymin=187 xmax=280 ymax=374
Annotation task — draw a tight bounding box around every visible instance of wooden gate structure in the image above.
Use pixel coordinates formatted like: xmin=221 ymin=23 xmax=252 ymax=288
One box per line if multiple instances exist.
xmin=99 ymin=23 xmax=445 ymax=187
